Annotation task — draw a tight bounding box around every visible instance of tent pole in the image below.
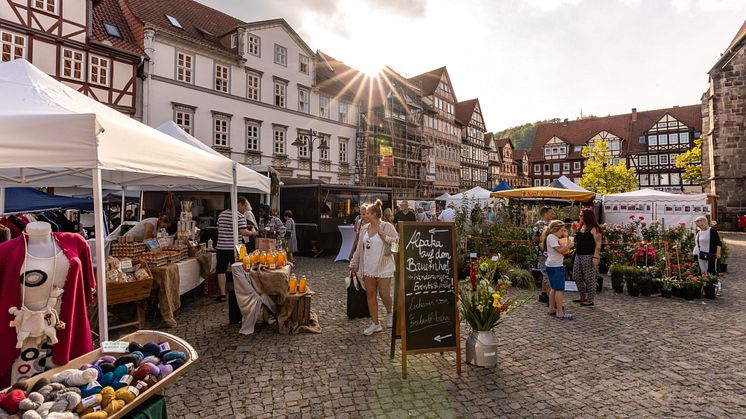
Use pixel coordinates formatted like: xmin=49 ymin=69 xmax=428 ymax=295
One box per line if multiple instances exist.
xmin=92 ymin=168 xmax=108 ymax=342
xmin=231 ymin=162 xmax=239 ymax=248
xmin=139 ymin=191 xmax=144 ymax=221
xmin=0 ymin=186 xmax=5 ymax=215
xmin=121 ymin=186 xmax=126 ymax=227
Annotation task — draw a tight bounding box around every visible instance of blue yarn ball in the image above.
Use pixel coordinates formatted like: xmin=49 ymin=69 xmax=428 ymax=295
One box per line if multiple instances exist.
xmin=100 ymin=372 xmax=114 ymax=387
xmin=142 ymin=342 xmax=161 ymax=357
xmin=79 ymin=381 xmax=102 ymax=398
xmin=163 ymin=351 xmax=185 ymax=363
xmin=113 ymin=365 xmax=128 ymax=379
xmin=166 ymin=358 xmax=184 ymax=370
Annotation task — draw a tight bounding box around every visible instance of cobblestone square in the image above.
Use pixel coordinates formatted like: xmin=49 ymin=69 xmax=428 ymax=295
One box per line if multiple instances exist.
xmin=154 ymin=235 xmax=746 ymax=418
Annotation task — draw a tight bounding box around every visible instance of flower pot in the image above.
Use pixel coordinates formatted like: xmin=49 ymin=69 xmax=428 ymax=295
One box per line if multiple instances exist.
xmin=672 ymin=286 xmax=683 ymax=298
xmin=660 ymin=289 xmax=672 ymax=298
xmin=612 ymin=281 xmax=624 ymax=294
xmin=693 ymin=287 xmax=702 ymax=299
xmin=684 ymin=287 xmax=694 ymax=301
xmin=465 ymin=330 xmax=498 ymax=368
xmin=596 ymin=276 xmax=604 ymax=293
xmin=627 ymin=283 xmax=640 ymax=297
xmin=718 ymin=263 xmax=727 ymax=273
xmin=639 ymin=276 xmax=652 ymax=297
xmin=704 ymin=285 xmax=716 ymax=300
xmin=599 ymin=264 xmax=609 ymax=275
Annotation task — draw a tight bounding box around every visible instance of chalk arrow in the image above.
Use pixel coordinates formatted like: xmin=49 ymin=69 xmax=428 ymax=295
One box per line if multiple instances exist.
xmin=428 ymin=228 xmax=449 ymax=235
xmin=434 ymin=334 xmax=452 ymax=343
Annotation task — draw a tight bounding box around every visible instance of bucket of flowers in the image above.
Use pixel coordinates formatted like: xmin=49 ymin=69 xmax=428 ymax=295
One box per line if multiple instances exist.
xmin=702 ymin=273 xmax=721 ymax=299
xmin=459 ymin=257 xmax=525 ymax=368
xmin=659 ymin=276 xmax=678 ymax=298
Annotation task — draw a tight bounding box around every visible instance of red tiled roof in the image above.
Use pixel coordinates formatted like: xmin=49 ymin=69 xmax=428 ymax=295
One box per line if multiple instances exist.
xmin=91 ymin=0 xmax=144 ymax=55
xmin=711 ymin=19 xmax=746 ymax=72
xmin=455 ymin=99 xmax=478 ymax=126
xmin=123 ymin=0 xmax=243 ymax=53
xmin=514 ymin=149 xmax=528 ymax=160
xmin=408 ymin=66 xmax=446 ymax=95
xmin=495 ymin=138 xmax=513 ymax=149
xmin=529 ymin=105 xmax=702 ymax=161
xmin=484 ymin=132 xmax=494 ymax=148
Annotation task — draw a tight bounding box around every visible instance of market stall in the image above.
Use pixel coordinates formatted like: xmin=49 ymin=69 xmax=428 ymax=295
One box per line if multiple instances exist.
xmin=603 ymin=189 xmax=711 ymax=227
xmin=491 ymin=186 xmax=596 ymax=202
xmin=447 ymin=186 xmax=493 ymax=207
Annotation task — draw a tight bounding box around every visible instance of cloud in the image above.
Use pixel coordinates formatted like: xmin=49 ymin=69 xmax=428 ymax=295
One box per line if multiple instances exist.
xmin=517 ymin=0 xmax=583 ymax=12
xmin=374 ymin=0 xmax=427 ymax=17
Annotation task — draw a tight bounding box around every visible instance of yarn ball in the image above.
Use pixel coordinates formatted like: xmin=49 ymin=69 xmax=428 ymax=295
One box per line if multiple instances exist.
xmin=50 ymin=390 xmax=81 ymax=413
xmin=79 ymin=381 xmax=102 ymax=398
xmin=114 ymin=387 xmax=137 ymax=404
xmin=104 ymin=399 xmax=125 ymax=415
xmin=0 ymin=389 xmax=26 ymax=414
xmin=112 ymin=366 xmax=128 ymax=380
xmin=143 ymin=374 xmax=158 ymax=389
xmin=166 ymin=358 xmax=184 ymax=370
xmin=99 ymin=372 xmax=114 ymax=388
xmin=111 ymin=374 xmax=132 ymax=391
xmin=97 ymin=362 xmax=115 ymax=374
xmin=74 ymin=394 xmax=102 ymax=414
xmin=31 ymin=378 xmax=51 ymax=394
xmin=99 ymin=387 xmax=115 ymax=408
xmin=127 ymin=342 xmax=143 ymax=353
xmin=113 ymin=355 xmax=139 ymax=368
xmin=98 ymin=356 xmax=116 ymax=364
xmin=80 ymin=412 xmax=108 ymax=419
xmin=89 ymin=364 xmax=103 ymax=382
xmin=144 ymin=363 xmax=160 ymax=377
xmin=37 ymin=383 xmax=66 ymax=401
xmin=18 ymin=392 xmax=43 ymax=411
xmin=131 ymin=365 xmax=150 ymax=381
xmin=78 ymin=364 xmax=92 ymax=370
xmin=141 ymin=343 xmax=161 ymax=357
xmin=141 ymin=356 xmax=161 ymax=366
xmin=158 ymin=364 xmax=173 ymax=379
xmin=162 ymin=351 xmax=185 ymax=363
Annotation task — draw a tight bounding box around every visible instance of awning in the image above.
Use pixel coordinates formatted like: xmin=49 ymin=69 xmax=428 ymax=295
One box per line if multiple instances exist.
xmin=492 ymin=187 xmax=596 ymax=202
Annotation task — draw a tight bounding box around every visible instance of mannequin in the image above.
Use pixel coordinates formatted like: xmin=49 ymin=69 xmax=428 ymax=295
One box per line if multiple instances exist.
xmin=25 ymin=222 xmax=57 ymax=259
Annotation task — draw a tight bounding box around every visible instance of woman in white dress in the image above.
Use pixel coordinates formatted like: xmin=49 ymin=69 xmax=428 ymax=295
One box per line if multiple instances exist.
xmin=349 ymin=200 xmax=399 ymax=336
xmin=692 ymin=215 xmax=722 ymax=275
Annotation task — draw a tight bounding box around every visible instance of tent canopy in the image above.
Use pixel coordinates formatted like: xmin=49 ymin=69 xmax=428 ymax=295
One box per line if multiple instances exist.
xmin=0 ymin=59 xmax=264 ymax=191
xmin=434 ymin=192 xmax=451 ymax=201
xmin=447 ymin=186 xmax=493 ymax=206
xmin=4 ymin=187 xmax=93 ymax=213
xmin=491 ymin=180 xmax=512 ymax=192
xmin=155 ymin=121 xmax=270 ymax=193
xmin=492 ymin=186 xmax=596 ymax=202
xmin=602 ymin=189 xmax=710 ymax=227
xmin=549 ymin=176 xmax=588 ymax=192
xmin=604 ymin=189 xmax=707 ymax=202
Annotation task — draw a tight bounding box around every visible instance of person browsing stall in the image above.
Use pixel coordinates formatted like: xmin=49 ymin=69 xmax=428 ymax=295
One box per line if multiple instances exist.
xmin=692 ymin=215 xmax=722 ymax=275
xmin=533 ymin=206 xmax=554 ymax=304
xmin=123 ymin=214 xmax=172 ymax=240
xmin=541 ymin=220 xmax=575 ymax=320
xmin=572 ymin=209 xmax=603 ymax=307
xmin=394 ymin=200 xmax=416 ymax=224
xmin=257 ymin=204 xmax=286 ymax=237
xmin=415 ymin=206 xmax=430 ymax=222
xmin=349 ymin=200 xmax=399 ymax=335
xmin=216 ymin=197 xmax=257 ymax=302
xmin=438 ymin=202 xmax=456 ymax=222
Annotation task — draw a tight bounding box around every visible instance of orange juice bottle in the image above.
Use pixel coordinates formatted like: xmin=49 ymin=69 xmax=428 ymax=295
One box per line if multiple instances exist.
xmin=277 ymin=250 xmax=286 ymax=267
xmin=247 ymin=251 xmax=257 ymax=266
xmin=238 ymin=244 xmax=247 ymax=261
xmin=258 ymin=251 xmax=268 ymax=266
xmin=299 ymin=275 xmax=307 ymax=293
xmin=267 ymin=251 xmax=277 ymax=269
xmin=242 ymin=255 xmax=251 ymax=270
xmin=289 ymin=274 xmax=297 ymax=294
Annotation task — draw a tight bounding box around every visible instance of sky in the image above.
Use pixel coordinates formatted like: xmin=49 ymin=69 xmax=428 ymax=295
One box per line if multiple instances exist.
xmin=198 ymin=0 xmax=746 ymax=131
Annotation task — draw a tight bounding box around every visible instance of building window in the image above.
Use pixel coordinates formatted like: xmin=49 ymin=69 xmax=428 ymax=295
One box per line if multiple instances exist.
xmin=319 ymin=136 xmax=329 ymax=160
xmin=296 ymin=133 xmax=309 ymax=158
xmin=660 ymin=154 xmax=669 ymax=165
xmin=213 ymin=115 xmax=230 ymax=148
xmin=274 ymin=44 xmax=287 ymax=66
xmin=246 ymin=122 xmax=260 ymax=151
xmin=649 ymin=155 xmax=658 ymax=165
xmin=659 ymin=173 xmax=669 ymax=186
xmin=534 ymin=179 xmax=542 ymax=187
xmin=648 ymin=135 xmax=657 ymax=146
xmin=33 ymin=0 xmax=56 ymax=14
xmin=573 ymin=161 xmax=581 ymax=171
xmin=102 ymin=22 xmax=122 ymax=38
xmin=174 ymin=107 xmax=194 ymax=134
xmin=658 ymin=134 xmax=668 ymax=145
xmin=248 ymin=34 xmax=260 ymax=56
xmin=1 ymin=30 xmax=26 ymax=62
xmin=176 ymin=52 xmax=193 ymax=83
xmin=544 ymin=148 xmax=550 ymax=156
xmin=299 ymin=54 xmax=309 ymax=74
xmin=670 ymin=172 xmax=681 ymax=185
xmin=669 ymin=132 xmax=679 ymax=145
xmin=439 ymin=81 xmax=449 ymax=93
xmin=215 ymin=63 xmax=229 ymax=93
xmin=339 ymin=138 xmax=348 ymax=163
xmin=543 ymin=179 xmax=550 ymax=186
xmin=230 ymin=33 xmax=238 ymax=49
xmin=61 ymin=48 xmax=84 ymax=81
xmin=552 ymin=163 xmax=560 ymax=172
xmin=563 ymin=162 xmax=570 ymax=172
xmin=612 ymin=157 xmax=620 ymax=165
xmin=298 ymin=88 xmax=310 ymax=113
xmin=533 ymin=164 xmax=540 ymax=173
xmin=649 ymin=173 xmax=659 ymax=186
xmin=339 ymin=101 xmax=349 ymax=123
xmin=319 ymin=95 xmax=330 ymax=119
xmin=88 ymin=55 xmax=110 ymax=86
xmin=640 ymin=174 xmax=649 ymax=186
xmin=274 ymin=81 xmax=286 ymax=107
xmin=544 ymin=164 xmax=550 ymax=173
xmin=639 ymin=155 xmax=648 ymax=166
xmin=166 ymin=15 xmax=182 ymax=29
xmin=680 ymin=131 xmax=690 ymax=143
xmin=247 ymin=72 xmax=260 ymax=101
xmin=273 ymin=127 xmax=286 ymax=155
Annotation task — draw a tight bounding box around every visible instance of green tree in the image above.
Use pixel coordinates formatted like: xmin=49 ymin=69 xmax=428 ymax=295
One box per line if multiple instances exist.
xmin=492 ymin=118 xmax=560 ymax=150
xmin=675 ymin=139 xmax=702 ymax=184
xmin=579 ymin=139 xmax=637 ymax=194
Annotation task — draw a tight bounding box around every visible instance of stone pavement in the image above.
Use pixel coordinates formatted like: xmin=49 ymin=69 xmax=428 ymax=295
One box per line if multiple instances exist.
xmin=137 ymin=234 xmax=746 ymax=418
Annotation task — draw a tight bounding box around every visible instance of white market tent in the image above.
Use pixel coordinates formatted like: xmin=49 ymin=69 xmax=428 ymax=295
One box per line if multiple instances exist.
xmin=434 ymin=192 xmax=451 ymax=201
xmin=447 ymin=186 xmax=493 ymax=207
xmin=0 ymin=59 xmax=269 ymax=340
xmin=603 ymin=189 xmax=710 ymax=227
xmin=549 ymin=175 xmax=601 ymax=200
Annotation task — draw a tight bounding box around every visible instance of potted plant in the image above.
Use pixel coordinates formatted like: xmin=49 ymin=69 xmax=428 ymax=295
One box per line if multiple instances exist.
xmin=684 ymin=274 xmax=702 ymax=301
xmin=638 ymin=266 xmax=658 ymax=297
xmin=459 ymin=258 xmax=525 ymax=368
xmin=702 ymin=273 xmax=720 ymax=299
xmin=599 ymin=250 xmax=612 ymax=275
xmin=610 ymin=265 xmax=625 ymax=293
xmin=659 ymin=276 xmax=676 ymax=298
xmin=718 ymin=240 xmax=729 ymax=273
xmin=625 ymin=266 xmax=640 ymax=296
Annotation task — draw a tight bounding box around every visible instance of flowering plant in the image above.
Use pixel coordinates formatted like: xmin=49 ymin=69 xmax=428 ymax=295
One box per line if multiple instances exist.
xmin=459 ymin=258 xmax=525 ymax=331
xmin=702 ymin=273 xmax=721 ymax=286
xmin=659 ymin=276 xmax=679 ymax=291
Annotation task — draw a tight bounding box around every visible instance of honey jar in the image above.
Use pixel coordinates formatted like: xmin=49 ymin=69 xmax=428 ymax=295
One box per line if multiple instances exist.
xmin=299 ymin=275 xmax=307 ymax=293
xmin=289 ymin=274 xmax=297 ymax=294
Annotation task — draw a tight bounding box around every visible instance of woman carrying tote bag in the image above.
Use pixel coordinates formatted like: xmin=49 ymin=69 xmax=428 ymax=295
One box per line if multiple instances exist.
xmin=692 ymin=215 xmax=722 ymax=275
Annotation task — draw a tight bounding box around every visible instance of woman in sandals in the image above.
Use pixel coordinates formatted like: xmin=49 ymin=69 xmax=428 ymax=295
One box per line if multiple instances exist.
xmin=349 ymin=200 xmax=399 ymax=335
xmin=541 ymin=220 xmax=575 ymax=320
xmin=572 ymin=209 xmax=603 ymax=307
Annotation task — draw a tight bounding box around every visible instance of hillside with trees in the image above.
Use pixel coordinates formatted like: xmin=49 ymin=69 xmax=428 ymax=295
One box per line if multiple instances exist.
xmin=492 ymin=119 xmax=560 ymax=150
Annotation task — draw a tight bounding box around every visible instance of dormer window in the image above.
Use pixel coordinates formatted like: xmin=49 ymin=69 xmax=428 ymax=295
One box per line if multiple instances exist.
xmin=166 ymin=15 xmax=183 ymax=29
xmin=102 ymin=22 xmax=122 ymax=38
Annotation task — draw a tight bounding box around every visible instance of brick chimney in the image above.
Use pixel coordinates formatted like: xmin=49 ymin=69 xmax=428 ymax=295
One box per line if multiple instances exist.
xmin=631 ymin=108 xmax=637 ymax=122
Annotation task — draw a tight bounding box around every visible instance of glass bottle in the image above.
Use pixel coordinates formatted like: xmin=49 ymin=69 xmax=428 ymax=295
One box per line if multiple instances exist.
xmin=289 ymin=274 xmax=297 ymax=294
xmin=299 ymin=275 xmax=307 ymax=293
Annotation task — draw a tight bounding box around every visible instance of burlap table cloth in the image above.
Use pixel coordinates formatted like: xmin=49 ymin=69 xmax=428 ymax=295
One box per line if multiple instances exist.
xmin=149 ymin=264 xmax=181 ymax=327
xmin=195 ymin=253 xmax=213 ymax=279
xmin=245 ymin=265 xmax=321 ymax=334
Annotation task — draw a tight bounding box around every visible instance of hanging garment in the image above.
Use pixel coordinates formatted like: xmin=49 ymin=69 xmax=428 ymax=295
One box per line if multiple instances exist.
xmin=0 ymin=232 xmax=95 ymax=387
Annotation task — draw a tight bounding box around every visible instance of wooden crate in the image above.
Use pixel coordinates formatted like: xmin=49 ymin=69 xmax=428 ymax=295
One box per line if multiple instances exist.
xmin=106 ymin=260 xmax=153 ymax=305
xmin=290 ymin=294 xmax=312 ymax=326
xmin=3 ymin=330 xmax=197 ymax=419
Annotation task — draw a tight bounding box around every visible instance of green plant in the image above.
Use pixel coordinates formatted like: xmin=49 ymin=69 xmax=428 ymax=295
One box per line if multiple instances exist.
xmin=720 ymin=240 xmax=729 ymax=264
xmin=660 ymin=276 xmax=678 ymax=291
xmin=610 ymin=265 xmax=625 ymax=281
xmin=579 ymin=139 xmax=638 ymax=194
xmin=506 ymin=267 xmax=536 ymax=291
xmin=459 ymin=259 xmax=526 ymax=331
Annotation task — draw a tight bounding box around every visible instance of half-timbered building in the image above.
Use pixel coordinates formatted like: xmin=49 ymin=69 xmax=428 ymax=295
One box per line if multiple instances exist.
xmin=455 ymin=98 xmax=488 ymax=189
xmin=0 ymin=0 xmax=143 ymax=116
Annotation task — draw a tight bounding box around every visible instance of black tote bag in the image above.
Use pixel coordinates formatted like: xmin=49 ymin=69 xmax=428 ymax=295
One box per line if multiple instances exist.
xmin=346 ymin=272 xmax=370 ymax=319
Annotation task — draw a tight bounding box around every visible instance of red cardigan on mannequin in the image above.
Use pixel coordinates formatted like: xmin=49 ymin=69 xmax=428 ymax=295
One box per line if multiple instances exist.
xmin=0 ymin=232 xmax=95 ymax=387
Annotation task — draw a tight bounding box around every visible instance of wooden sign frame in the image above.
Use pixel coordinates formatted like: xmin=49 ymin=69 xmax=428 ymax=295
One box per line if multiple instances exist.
xmin=390 ymin=221 xmax=461 ymax=378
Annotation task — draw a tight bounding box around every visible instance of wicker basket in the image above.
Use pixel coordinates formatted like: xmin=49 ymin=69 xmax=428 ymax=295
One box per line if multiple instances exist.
xmin=3 ymin=330 xmax=197 ymax=419
xmin=106 ymin=260 xmax=153 ymax=305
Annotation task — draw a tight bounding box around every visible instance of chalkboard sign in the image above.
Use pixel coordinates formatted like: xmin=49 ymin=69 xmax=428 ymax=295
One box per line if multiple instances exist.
xmin=394 ymin=221 xmax=460 ymax=377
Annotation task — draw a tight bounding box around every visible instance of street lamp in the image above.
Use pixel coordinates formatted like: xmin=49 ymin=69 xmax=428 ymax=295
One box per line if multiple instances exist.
xmin=292 ymin=129 xmax=329 ymax=180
